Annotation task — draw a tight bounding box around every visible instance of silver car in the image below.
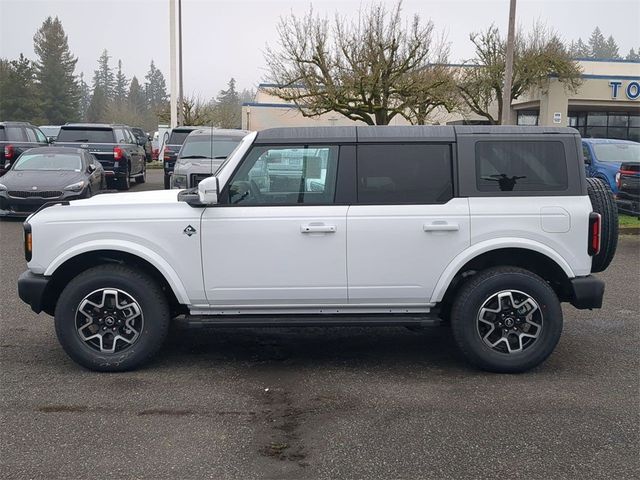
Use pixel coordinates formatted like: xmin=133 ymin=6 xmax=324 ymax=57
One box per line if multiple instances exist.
xmin=171 ymin=128 xmax=248 ymax=189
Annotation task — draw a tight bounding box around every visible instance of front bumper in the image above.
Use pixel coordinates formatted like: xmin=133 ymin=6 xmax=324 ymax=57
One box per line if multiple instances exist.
xmin=0 ymin=191 xmax=85 ymax=217
xmin=18 ymin=270 xmax=52 ymax=314
xmin=568 ymin=275 xmax=605 ymax=309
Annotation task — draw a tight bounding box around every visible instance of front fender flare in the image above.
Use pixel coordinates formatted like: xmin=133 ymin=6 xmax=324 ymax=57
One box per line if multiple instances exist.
xmin=43 ymin=240 xmax=191 ymax=305
xmin=429 ymin=238 xmax=575 ymax=303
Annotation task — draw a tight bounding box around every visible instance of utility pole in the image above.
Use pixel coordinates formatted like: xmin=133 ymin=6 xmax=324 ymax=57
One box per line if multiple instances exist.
xmin=177 ymin=0 xmax=184 ymax=125
xmin=501 ymin=0 xmax=517 ymax=125
xmin=169 ymin=0 xmax=178 ymax=128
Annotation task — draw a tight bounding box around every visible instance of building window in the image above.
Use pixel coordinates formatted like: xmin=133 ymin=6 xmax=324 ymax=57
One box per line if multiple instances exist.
xmin=568 ymin=112 xmax=640 ymax=141
xmin=517 ymin=111 xmax=539 ymax=126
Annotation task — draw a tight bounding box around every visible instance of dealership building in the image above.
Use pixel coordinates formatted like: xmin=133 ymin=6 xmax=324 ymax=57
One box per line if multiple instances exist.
xmin=242 ymin=59 xmax=639 ymax=141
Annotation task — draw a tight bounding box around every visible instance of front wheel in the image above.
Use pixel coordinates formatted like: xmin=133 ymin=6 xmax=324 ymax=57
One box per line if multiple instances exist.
xmin=450 ymin=267 xmax=563 ymax=373
xmin=54 ymin=265 xmax=170 ymax=371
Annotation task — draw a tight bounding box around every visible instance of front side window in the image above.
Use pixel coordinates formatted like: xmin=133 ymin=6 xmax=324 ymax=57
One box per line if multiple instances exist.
xmin=476 ymin=141 xmax=568 ymax=192
xmin=356 ymin=144 xmax=453 ymax=204
xmin=226 ymin=145 xmax=338 ymax=205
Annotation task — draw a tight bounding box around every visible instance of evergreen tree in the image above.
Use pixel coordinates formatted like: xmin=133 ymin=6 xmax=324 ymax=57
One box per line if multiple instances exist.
xmin=144 ymin=60 xmax=168 ymax=110
xmin=78 ymin=72 xmax=91 ymax=120
xmin=214 ymin=77 xmax=241 ymax=128
xmin=0 ymin=55 xmax=42 ymax=122
xmin=33 ymin=16 xmax=79 ymax=123
xmin=127 ymin=76 xmax=147 ymax=115
xmin=93 ymin=49 xmax=115 ymax=101
xmin=569 ymin=38 xmax=590 ymax=58
xmin=588 ymin=27 xmax=607 ymax=59
xmin=114 ymin=59 xmax=129 ymax=105
xmin=603 ymin=35 xmax=620 ymax=59
xmin=86 ymin=84 xmax=108 ymax=122
xmin=627 ymin=48 xmax=640 ymax=61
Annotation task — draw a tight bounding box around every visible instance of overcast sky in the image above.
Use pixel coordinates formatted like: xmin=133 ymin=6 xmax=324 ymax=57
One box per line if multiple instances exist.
xmin=1 ymin=0 xmax=639 ymax=99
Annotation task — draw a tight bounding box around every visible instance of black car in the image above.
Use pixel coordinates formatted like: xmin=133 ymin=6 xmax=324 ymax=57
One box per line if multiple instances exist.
xmin=1 ymin=122 xmax=50 ymax=176
xmin=0 ymin=147 xmax=105 ymax=217
xmin=54 ymin=123 xmax=146 ymax=190
xmin=615 ymin=162 xmax=640 ymax=216
xmin=163 ymin=126 xmax=201 ymax=189
xmin=131 ymin=127 xmax=152 ymax=162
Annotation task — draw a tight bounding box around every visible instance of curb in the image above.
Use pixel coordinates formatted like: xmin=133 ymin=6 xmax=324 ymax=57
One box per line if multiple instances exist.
xmin=619 ymin=227 xmax=640 ymax=235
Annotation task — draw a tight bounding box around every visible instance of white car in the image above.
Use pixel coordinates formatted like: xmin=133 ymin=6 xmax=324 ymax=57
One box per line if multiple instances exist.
xmin=18 ymin=126 xmax=617 ymax=373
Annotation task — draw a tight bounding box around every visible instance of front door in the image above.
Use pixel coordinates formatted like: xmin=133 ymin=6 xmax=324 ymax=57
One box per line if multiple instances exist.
xmin=201 ymin=144 xmax=348 ymax=307
xmin=347 ymin=143 xmax=470 ymax=306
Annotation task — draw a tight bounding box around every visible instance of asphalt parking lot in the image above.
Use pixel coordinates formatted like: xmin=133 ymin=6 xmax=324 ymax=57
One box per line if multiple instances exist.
xmin=1 ymin=168 xmax=638 ymax=479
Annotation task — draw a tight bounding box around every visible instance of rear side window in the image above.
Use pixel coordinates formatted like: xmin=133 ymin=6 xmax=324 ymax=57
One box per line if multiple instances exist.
xmin=356 ymin=144 xmax=453 ymax=204
xmin=476 ymin=141 xmax=568 ymax=192
xmin=57 ymin=128 xmax=115 ymax=143
xmin=168 ymin=130 xmax=192 ymax=145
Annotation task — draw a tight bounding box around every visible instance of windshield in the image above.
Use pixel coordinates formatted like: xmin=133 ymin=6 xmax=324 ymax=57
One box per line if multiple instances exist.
xmin=593 ymin=143 xmax=640 ymax=163
xmin=168 ymin=130 xmax=193 ymax=145
xmin=40 ymin=126 xmax=61 ymax=137
xmin=13 ymin=153 xmax=82 ymax=171
xmin=179 ymin=137 xmax=242 ymax=159
xmin=57 ymin=128 xmax=115 ymax=143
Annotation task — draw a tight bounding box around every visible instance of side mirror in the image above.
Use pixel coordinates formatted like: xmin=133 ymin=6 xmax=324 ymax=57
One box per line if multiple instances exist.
xmin=87 ymin=164 xmax=97 ymax=173
xmin=4 ymin=162 xmax=10 ymax=170
xmin=198 ymin=176 xmax=219 ymax=205
xmin=138 ymin=138 xmax=146 ymax=146
xmin=47 ymin=137 xmax=55 ymax=144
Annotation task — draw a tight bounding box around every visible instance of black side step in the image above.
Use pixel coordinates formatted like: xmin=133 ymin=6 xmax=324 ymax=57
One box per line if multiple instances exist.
xmin=175 ymin=314 xmax=443 ymax=328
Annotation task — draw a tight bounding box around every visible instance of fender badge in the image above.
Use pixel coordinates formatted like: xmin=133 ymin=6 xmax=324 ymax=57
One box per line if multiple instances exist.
xmin=183 ymin=225 xmax=197 ymax=237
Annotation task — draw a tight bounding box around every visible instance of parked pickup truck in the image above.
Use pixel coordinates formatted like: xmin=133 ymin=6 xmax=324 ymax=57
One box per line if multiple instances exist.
xmin=1 ymin=121 xmax=49 ymax=175
xmin=615 ymin=161 xmax=640 ymax=216
xmin=18 ymin=126 xmax=617 ymax=373
xmin=55 ymin=123 xmax=146 ymax=190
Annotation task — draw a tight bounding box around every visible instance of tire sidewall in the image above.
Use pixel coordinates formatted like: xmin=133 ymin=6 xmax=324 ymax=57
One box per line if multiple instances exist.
xmin=55 ymin=268 xmax=169 ymax=371
xmin=453 ymin=271 xmax=563 ymax=373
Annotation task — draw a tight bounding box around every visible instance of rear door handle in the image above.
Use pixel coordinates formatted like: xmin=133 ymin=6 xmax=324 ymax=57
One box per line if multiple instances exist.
xmin=301 ymin=224 xmax=337 ymax=233
xmin=423 ymin=222 xmax=459 ymax=232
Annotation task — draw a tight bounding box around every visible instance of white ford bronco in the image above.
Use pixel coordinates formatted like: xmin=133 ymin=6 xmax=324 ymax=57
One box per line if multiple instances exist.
xmin=18 ymin=126 xmax=617 ymax=373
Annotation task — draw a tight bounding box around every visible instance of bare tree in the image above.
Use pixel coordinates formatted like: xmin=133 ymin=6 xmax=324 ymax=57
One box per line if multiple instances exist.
xmin=457 ymin=22 xmax=582 ymax=124
xmin=264 ymin=1 xmax=454 ymax=125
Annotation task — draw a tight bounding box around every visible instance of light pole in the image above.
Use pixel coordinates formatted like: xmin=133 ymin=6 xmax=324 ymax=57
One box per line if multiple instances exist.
xmin=169 ymin=0 xmax=178 ymax=128
xmin=501 ymin=0 xmax=517 ymax=125
xmin=177 ymin=0 xmax=184 ymax=125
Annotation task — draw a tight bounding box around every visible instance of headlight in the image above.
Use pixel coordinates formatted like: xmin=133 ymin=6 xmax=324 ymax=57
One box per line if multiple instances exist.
xmin=0 ymin=183 xmax=7 ymax=191
xmin=64 ymin=181 xmax=86 ymax=192
xmin=172 ymin=174 xmax=187 ymax=189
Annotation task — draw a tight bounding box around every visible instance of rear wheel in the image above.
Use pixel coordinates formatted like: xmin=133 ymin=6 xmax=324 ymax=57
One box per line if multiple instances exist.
xmin=135 ymin=162 xmax=146 ymax=184
xmin=163 ymin=174 xmax=170 ymax=189
xmin=586 ymin=177 xmax=618 ymax=273
xmin=451 ymin=266 xmax=563 ymax=373
xmin=118 ymin=165 xmax=131 ymax=191
xmin=54 ymin=265 xmax=170 ymax=372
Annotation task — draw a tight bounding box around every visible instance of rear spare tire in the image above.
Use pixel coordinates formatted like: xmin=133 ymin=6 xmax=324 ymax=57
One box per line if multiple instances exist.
xmin=586 ymin=177 xmax=618 ymax=273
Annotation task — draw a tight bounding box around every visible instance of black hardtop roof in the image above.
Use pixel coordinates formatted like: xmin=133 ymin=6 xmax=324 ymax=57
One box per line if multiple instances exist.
xmin=255 ymin=125 xmax=578 ymax=144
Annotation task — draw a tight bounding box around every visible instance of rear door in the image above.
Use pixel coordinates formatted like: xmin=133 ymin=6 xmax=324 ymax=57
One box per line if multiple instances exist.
xmin=347 ymin=143 xmax=470 ymax=306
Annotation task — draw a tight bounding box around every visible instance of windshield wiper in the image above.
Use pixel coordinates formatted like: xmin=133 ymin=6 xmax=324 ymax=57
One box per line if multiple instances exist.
xmin=179 ymin=155 xmax=209 ymax=159
xmin=212 ymin=155 xmax=228 ymax=159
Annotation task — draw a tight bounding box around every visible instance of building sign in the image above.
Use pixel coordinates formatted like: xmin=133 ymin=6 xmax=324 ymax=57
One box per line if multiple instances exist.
xmin=553 ymin=112 xmax=562 ymax=124
xmin=609 ymin=81 xmax=640 ymax=100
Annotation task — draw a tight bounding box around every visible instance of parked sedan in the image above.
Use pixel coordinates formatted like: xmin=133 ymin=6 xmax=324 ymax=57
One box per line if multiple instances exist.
xmin=0 ymin=147 xmax=105 ymax=217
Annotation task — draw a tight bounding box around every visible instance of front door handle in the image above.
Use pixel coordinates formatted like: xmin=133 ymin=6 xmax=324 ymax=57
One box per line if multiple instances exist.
xmin=301 ymin=224 xmax=337 ymax=233
xmin=423 ymin=222 xmax=459 ymax=232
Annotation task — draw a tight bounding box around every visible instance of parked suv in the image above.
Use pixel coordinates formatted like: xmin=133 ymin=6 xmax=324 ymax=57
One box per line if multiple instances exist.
xmin=582 ymin=138 xmax=640 ymax=192
xmin=18 ymin=126 xmax=617 ymax=373
xmin=171 ymin=128 xmax=247 ymax=189
xmin=0 ymin=121 xmax=49 ymax=176
xmin=615 ymin=162 xmax=640 ymax=216
xmin=55 ymin=123 xmax=146 ymax=190
xmin=163 ymin=126 xmax=202 ymax=189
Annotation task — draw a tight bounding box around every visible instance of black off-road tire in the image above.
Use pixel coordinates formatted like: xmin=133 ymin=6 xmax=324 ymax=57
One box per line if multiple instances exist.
xmin=54 ymin=265 xmax=170 ymax=372
xmin=586 ymin=177 xmax=618 ymax=273
xmin=135 ymin=163 xmax=146 ymax=184
xmin=450 ymin=267 xmax=563 ymax=373
xmin=117 ymin=165 xmax=131 ymax=191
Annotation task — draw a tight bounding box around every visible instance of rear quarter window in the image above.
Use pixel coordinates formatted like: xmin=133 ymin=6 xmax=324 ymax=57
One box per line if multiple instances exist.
xmin=475 ymin=141 xmax=568 ymax=192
